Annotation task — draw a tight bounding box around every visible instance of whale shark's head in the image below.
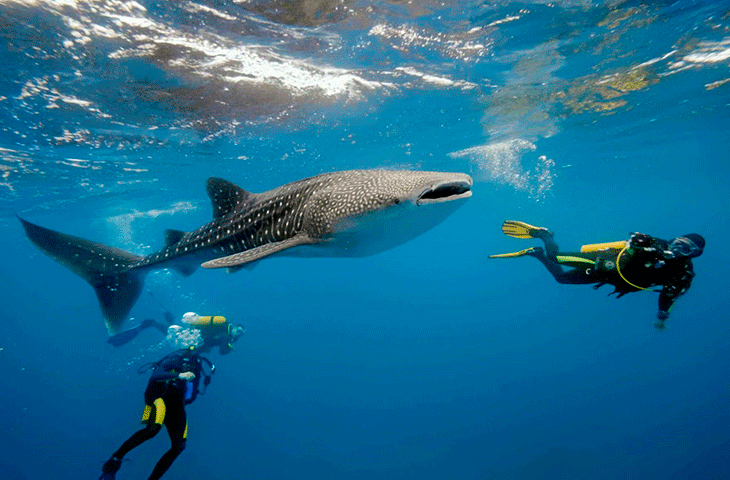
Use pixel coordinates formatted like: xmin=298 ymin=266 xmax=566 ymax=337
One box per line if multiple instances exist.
xmin=401 ymin=170 xmax=473 ymax=206
xmin=360 ymin=169 xmax=474 ymax=206
xmin=303 ymin=169 xmax=473 ymax=256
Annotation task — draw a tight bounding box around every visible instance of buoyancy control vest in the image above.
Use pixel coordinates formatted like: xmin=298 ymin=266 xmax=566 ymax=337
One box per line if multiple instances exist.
xmin=138 ymin=349 xmax=215 ymax=405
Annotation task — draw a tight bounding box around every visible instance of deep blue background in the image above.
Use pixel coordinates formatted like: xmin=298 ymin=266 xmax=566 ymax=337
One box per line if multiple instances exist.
xmin=1 ymin=1 xmax=729 ymax=479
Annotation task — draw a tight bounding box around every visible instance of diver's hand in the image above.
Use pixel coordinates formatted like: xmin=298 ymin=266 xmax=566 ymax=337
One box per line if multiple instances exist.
xmin=654 ymin=311 xmax=669 ymax=330
xmin=178 ymin=372 xmax=195 ymax=381
xmin=630 ymin=232 xmax=653 ymax=248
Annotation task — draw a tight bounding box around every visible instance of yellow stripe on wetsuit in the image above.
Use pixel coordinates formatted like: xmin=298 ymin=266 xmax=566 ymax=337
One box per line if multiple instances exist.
xmin=141 ymin=398 xmax=167 ymax=425
xmin=555 ymin=255 xmax=595 ymax=267
xmin=141 ymin=397 xmax=188 ymax=437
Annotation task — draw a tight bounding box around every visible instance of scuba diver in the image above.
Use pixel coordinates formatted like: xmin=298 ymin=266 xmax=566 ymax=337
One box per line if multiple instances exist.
xmin=109 ymin=310 xmax=245 ymax=354
xmin=99 ymin=345 xmax=215 ymax=480
xmin=180 ymin=312 xmax=246 ymax=355
xmin=490 ymin=220 xmax=705 ymax=328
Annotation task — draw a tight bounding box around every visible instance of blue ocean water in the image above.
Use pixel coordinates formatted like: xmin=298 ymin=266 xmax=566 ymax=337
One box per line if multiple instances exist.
xmin=1 ymin=1 xmax=729 ymax=479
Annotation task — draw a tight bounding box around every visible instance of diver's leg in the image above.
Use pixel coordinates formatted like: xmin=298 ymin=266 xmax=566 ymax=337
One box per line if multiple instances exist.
xmin=112 ymin=399 xmax=166 ymax=458
xmin=151 ymin=320 xmax=170 ymax=335
xmin=106 ymin=323 xmax=145 ymax=347
xmin=102 ymin=400 xmax=165 ymax=477
xmin=530 ymin=229 xmax=559 ymax=259
xmin=529 ymin=249 xmax=595 ymax=285
xmin=111 ymin=423 xmax=162 ymax=458
xmin=147 ymin=398 xmax=187 ymax=480
xmin=548 ymin=268 xmax=596 ymax=285
xmin=146 ymin=439 xmax=186 ymax=480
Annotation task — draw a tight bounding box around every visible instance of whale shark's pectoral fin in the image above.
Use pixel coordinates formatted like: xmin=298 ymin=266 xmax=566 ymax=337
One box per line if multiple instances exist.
xmin=201 ymin=235 xmax=315 ymax=269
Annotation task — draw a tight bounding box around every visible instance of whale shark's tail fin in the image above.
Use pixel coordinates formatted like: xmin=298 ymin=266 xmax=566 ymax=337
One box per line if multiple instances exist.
xmin=19 ymin=217 xmax=146 ymax=335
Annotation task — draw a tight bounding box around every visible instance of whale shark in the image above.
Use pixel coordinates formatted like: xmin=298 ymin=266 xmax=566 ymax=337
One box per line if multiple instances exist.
xmin=20 ymin=169 xmax=472 ymax=334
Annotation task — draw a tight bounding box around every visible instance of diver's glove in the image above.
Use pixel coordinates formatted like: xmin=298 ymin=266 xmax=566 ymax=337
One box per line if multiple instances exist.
xmin=653 ymin=311 xmax=669 ymax=330
xmin=178 ymin=371 xmax=196 ymax=381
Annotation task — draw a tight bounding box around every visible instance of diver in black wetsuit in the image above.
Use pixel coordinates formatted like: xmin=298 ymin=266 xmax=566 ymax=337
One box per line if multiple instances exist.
xmin=490 ymin=221 xmax=705 ymax=328
xmin=99 ymin=347 xmax=215 ymax=480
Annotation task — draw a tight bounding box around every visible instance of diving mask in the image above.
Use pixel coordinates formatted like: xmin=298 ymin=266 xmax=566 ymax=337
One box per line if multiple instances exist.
xmin=669 ymin=236 xmax=701 ymax=258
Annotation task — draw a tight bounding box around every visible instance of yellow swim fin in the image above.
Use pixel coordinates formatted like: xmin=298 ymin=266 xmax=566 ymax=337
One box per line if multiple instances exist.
xmin=489 ymin=247 xmax=540 ymax=259
xmin=501 ymin=220 xmax=551 ymax=239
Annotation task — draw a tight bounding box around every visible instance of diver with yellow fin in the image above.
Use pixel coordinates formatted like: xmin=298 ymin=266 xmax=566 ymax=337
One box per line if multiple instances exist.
xmin=490 ymin=220 xmax=705 ymax=328
xmin=99 ymin=340 xmax=215 ymax=480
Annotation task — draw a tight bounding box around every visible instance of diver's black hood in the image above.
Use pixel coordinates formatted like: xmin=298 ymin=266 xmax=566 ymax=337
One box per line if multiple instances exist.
xmin=682 ymin=233 xmax=705 ymax=255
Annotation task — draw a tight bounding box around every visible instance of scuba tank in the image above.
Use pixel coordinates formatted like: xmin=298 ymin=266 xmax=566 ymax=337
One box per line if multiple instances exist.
xmin=580 ymin=240 xmax=626 ymax=253
xmin=182 ymin=312 xmax=227 ymax=326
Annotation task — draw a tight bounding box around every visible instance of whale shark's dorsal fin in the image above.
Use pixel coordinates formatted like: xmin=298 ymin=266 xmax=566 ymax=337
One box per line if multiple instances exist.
xmin=165 ymin=229 xmax=186 ymax=247
xmin=206 ymin=177 xmax=254 ymax=218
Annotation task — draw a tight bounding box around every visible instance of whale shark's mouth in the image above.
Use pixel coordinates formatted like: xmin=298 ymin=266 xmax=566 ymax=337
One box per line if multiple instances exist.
xmin=417 ymin=180 xmax=473 ymax=205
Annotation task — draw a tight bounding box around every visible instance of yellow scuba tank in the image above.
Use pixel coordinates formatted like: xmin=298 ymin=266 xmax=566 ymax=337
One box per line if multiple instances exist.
xmin=185 ymin=315 xmax=226 ymax=326
xmin=579 ymin=240 xmax=626 ymax=253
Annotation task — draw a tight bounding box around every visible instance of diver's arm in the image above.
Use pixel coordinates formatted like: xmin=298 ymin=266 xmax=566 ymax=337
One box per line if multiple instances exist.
xmin=658 ymin=287 xmax=679 ymax=319
xmin=629 ymin=233 xmax=670 ymax=257
xmin=657 ymin=263 xmax=694 ymax=319
xmin=178 ymin=356 xmax=204 ymax=380
xmin=149 ymin=360 xmax=198 ymax=381
xmin=150 ymin=371 xmax=191 ymax=381
xmin=628 ymin=232 xmax=653 ymax=248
